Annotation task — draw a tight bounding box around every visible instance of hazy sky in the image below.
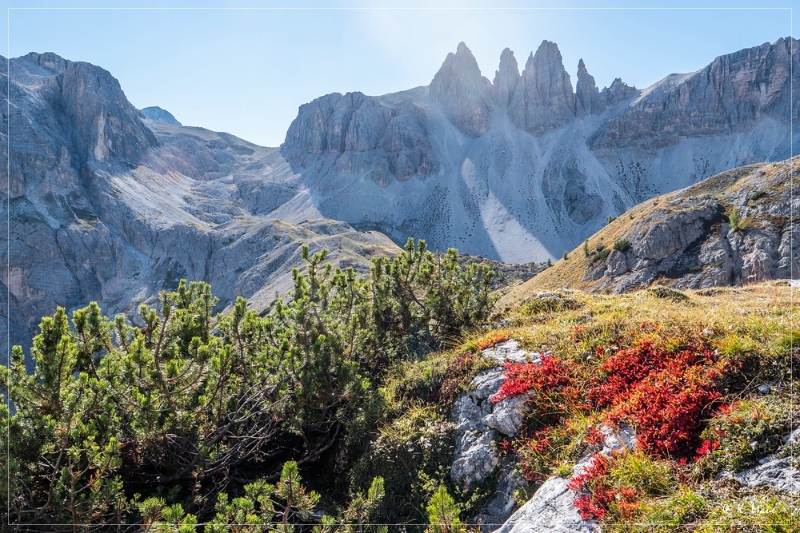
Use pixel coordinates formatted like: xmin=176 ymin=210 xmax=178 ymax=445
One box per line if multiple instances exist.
xmin=3 ymin=1 xmax=794 ymax=147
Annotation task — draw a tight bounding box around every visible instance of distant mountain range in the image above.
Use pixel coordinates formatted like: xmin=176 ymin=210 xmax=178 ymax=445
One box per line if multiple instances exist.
xmin=281 ymin=38 xmax=797 ymax=262
xmin=2 ymin=37 xmax=797 ymax=356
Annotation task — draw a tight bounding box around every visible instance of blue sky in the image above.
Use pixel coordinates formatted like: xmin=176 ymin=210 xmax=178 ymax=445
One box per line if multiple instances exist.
xmin=2 ymin=1 xmax=795 ymax=147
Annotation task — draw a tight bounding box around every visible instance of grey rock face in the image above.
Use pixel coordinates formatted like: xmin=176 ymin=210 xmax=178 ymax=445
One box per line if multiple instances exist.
xmin=430 ymin=42 xmax=492 ymax=138
xmin=141 ymin=106 xmax=182 ymax=126
xmin=591 ymin=37 xmax=799 ymax=150
xmin=450 ymin=340 xmax=540 ymax=528
xmin=600 ymin=77 xmax=639 ymax=107
xmin=733 ymin=457 xmax=800 ymax=494
xmin=492 ymin=48 xmax=521 ymax=108
xmin=575 ymin=59 xmax=602 ymax=117
xmin=282 ymin=91 xmax=439 ymax=185
xmin=43 ymin=58 xmax=157 ymax=165
xmin=493 ymin=477 xmax=597 ymax=533
xmin=495 ymin=424 xmax=635 ymax=533
xmin=588 ymin=160 xmax=798 ymax=293
xmin=509 ymin=41 xmax=576 ymax=135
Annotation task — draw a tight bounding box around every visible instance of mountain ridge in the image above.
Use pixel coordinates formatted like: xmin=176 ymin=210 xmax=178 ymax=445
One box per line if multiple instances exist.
xmin=280 ymin=38 xmax=797 ymax=262
xmin=3 ymin=37 xmax=797 ymax=360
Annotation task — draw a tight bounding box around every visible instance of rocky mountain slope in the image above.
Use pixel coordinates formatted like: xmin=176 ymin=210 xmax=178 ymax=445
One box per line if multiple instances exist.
xmin=3 ymin=37 xmax=797 ymax=360
xmin=1 ymin=52 xmax=399 ymax=358
xmin=281 ymin=38 xmax=798 ymax=263
xmin=503 ymin=157 xmax=798 ymax=300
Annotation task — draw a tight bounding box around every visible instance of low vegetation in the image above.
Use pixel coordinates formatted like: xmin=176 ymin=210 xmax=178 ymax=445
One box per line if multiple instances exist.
xmin=492 ymin=284 xmax=797 ymax=531
xmin=1 ymin=239 xmax=495 ymax=531
xmin=3 ymin=237 xmax=797 ymax=531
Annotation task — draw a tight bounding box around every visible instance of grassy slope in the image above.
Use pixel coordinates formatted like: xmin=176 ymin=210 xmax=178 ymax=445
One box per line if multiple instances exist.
xmin=391 ymin=281 xmax=798 ymax=530
xmin=498 ymin=159 xmax=795 ymax=309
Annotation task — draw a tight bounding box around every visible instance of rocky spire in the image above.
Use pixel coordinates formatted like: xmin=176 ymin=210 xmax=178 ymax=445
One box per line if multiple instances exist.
xmin=575 ymin=58 xmax=603 ymax=117
xmin=430 ymin=42 xmax=492 ymax=137
xmin=509 ymin=40 xmax=576 ymax=135
xmin=601 ymin=78 xmax=639 ymax=106
xmin=492 ymin=48 xmax=520 ymax=108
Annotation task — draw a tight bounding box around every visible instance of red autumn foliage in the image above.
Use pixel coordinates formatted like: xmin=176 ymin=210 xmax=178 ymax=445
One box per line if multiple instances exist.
xmin=584 ymin=426 xmax=606 ymax=448
xmin=694 ymin=438 xmax=720 ymax=461
xmin=493 ymin=334 xmax=728 ymax=520
xmin=568 ymin=453 xmax=640 ymax=521
xmin=603 ymin=349 xmax=723 ymax=457
xmin=567 ymin=454 xmax=614 ymax=520
xmin=490 ymin=355 xmax=575 ymax=404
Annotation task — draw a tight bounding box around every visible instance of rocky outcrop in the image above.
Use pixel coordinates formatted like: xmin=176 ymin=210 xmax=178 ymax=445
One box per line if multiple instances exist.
xmin=728 ymin=429 xmax=800 ymax=494
xmin=282 ymin=91 xmax=439 ymax=185
xmin=597 ymin=160 xmax=797 ymax=292
xmin=495 ymin=424 xmax=636 ymax=533
xmin=600 ymin=78 xmax=638 ymax=107
xmin=451 ymin=340 xmax=535 ymax=489
xmin=450 ymin=340 xmax=538 ymax=530
xmin=495 ymin=477 xmax=596 ymax=533
xmin=509 ymin=41 xmax=576 ymax=135
xmin=732 ymin=457 xmax=800 ymax=494
xmin=449 ymin=339 xmax=640 ymax=531
xmin=430 ymin=42 xmax=492 ymax=138
xmin=527 ymin=158 xmax=799 ymax=294
xmin=43 ymin=57 xmax=157 ymax=165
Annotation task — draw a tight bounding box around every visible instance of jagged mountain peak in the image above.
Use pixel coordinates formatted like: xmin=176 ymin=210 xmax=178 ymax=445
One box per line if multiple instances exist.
xmin=532 ymin=39 xmax=565 ymax=63
xmin=509 ymin=39 xmax=575 ymax=134
xmin=434 ymin=41 xmax=483 ymax=81
xmin=575 ymin=57 xmax=601 ymax=116
xmin=492 ymin=47 xmax=521 ymax=107
xmin=429 ymin=42 xmax=492 ymax=137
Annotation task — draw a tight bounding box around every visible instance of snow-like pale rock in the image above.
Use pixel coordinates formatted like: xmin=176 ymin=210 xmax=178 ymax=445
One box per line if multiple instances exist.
xmin=492 ymin=477 xmax=597 ymax=533
xmin=450 ymin=340 xmax=541 ymax=529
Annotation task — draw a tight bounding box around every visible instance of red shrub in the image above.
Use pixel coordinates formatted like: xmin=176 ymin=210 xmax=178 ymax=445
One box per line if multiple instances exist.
xmin=588 ymin=341 xmax=663 ymax=408
xmin=694 ymin=439 xmax=720 ymax=461
xmin=604 ymin=353 xmax=723 ymax=457
xmin=584 ymin=426 xmax=606 ymax=448
xmin=568 ymin=453 xmax=639 ymax=521
xmin=567 ymin=454 xmax=613 ymax=520
xmin=491 ymin=355 xmax=575 ymax=404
